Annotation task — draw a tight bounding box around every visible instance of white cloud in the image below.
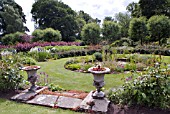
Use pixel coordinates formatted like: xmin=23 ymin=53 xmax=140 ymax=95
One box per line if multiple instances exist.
xmin=15 ymin=0 xmax=139 ymax=34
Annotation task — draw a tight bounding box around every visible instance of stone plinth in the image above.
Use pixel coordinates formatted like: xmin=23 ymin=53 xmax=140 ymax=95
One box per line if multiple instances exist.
xmin=80 ymin=91 xmax=110 ymax=113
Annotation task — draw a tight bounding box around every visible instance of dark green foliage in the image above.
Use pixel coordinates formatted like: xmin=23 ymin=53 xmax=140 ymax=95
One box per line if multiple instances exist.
xmin=81 ymin=23 xmax=101 ymax=45
xmin=102 ymin=21 xmax=121 ymax=43
xmin=114 ymin=12 xmax=131 ymax=37
xmin=77 ymin=10 xmax=95 ymax=23
xmin=0 ymin=0 xmax=28 ymax=35
xmin=147 ymin=15 xmax=170 ymax=45
xmin=0 ymin=55 xmax=23 ymax=91
xmin=1 ymin=32 xmax=24 ymax=45
xmin=31 ymin=0 xmax=78 ymax=41
xmin=139 ymin=0 xmax=170 ymax=18
xmin=128 ymin=17 xmax=148 ymax=45
xmin=126 ymin=2 xmax=141 ymax=18
xmin=108 ymin=63 xmax=170 ymax=109
xmin=93 ymin=52 xmax=102 ymax=61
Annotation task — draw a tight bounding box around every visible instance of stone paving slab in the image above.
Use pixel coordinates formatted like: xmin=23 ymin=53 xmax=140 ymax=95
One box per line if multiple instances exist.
xmin=11 ymin=92 xmax=37 ymax=101
xmin=56 ymin=96 xmax=83 ymax=109
xmin=11 ymin=87 xmax=48 ymax=101
xmin=27 ymin=94 xmax=59 ymax=107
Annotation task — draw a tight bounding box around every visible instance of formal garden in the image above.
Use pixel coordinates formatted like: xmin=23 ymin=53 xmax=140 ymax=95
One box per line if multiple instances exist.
xmin=0 ymin=0 xmax=170 ymax=113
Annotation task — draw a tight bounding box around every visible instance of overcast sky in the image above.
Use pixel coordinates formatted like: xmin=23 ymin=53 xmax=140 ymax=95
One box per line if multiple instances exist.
xmin=15 ymin=0 xmax=139 ymax=34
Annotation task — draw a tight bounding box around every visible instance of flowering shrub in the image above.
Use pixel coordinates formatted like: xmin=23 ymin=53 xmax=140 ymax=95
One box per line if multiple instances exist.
xmin=108 ymin=63 xmax=170 ymax=109
xmin=0 ymin=56 xmax=23 ymax=91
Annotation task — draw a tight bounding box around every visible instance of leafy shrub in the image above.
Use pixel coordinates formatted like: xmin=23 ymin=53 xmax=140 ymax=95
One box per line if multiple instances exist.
xmin=1 ymin=32 xmax=24 ymax=45
xmin=48 ymin=83 xmax=64 ymax=91
xmin=28 ymin=51 xmax=50 ymax=62
xmin=93 ymin=52 xmax=102 ymax=61
xmin=32 ymin=29 xmax=44 ymax=42
xmin=20 ymin=56 xmax=37 ymax=65
xmin=81 ymin=23 xmax=101 ymax=45
xmin=32 ymin=28 xmax=62 ymax=42
xmin=65 ymin=63 xmax=81 ymax=70
xmin=0 ymin=56 xmax=23 ymax=91
xmin=108 ymin=63 xmax=170 ymax=109
xmin=43 ymin=28 xmax=62 ymax=42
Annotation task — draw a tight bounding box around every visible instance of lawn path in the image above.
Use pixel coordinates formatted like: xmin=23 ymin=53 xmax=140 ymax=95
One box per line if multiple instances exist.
xmin=37 ymin=57 xmax=129 ymax=91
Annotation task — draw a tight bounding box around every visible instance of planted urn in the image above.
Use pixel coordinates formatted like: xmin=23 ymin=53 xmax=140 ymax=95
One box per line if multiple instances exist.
xmin=88 ymin=64 xmax=110 ymax=99
xmin=21 ymin=66 xmax=40 ymax=92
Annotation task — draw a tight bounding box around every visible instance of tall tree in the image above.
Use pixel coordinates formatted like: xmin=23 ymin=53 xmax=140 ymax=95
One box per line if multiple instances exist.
xmin=0 ymin=0 xmax=27 ymax=36
xmin=128 ymin=17 xmax=148 ymax=45
xmin=114 ymin=12 xmax=131 ymax=37
xmin=75 ymin=18 xmax=86 ymax=40
xmin=139 ymin=0 xmax=170 ymax=19
xmin=147 ymin=15 xmax=170 ymax=45
xmin=127 ymin=0 xmax=170 ymax=18
xmin=81 ymin=23 xmax=101 ymax=45
xmin=126 ymin=2 xmax=141 ymax=18
xmin=77 ymin=10 xmax=95 ymax=23
xmin=31 ymin=0 xmax=78 ymax=41
xmin=102 ymin=21 xmax=121 ymax=43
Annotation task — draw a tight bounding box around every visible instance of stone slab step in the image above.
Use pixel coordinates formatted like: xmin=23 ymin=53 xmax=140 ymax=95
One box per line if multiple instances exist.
xmin=27 ymin=94 xmax=59 ymax=107
xmin=80 ymin=91 xmax=110 ymax=113
xmin=55 ymin=96 xmax=83 ymax=109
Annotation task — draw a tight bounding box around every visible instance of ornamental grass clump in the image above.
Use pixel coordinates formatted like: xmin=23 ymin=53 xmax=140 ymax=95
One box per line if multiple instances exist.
xmin=108 ymin=62 xmax=170 ymax=109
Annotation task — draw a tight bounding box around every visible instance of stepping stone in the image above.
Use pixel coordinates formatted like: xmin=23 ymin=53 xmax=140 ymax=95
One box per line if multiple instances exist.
xmin=11 ymin=92 xmax=37 ymax=101
xmin=27 ymin=94 xmax=59 ymax=107
xmin=56 ymin=96 xmax=82 ymax=109
xmin=80 ymin=91 xmax=110 ymax=113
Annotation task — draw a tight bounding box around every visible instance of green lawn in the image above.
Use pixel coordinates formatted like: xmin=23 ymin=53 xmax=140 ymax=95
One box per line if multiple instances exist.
xmin=36 ymin=57 xmax=129 ymax=91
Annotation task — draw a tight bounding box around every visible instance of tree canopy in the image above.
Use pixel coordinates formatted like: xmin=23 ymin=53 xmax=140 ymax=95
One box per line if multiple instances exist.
xmin=128 ymin=17 xmax=147 ymax=45
xmin=102 ymin=21 xmax=121 ymax=43
xmin=81 ymin=23 xmax=101 ymax=45
xmin=114 ymin=12 xmax=131 ymax=37
xmin=0 ymin=0 xmax=28 ymax=36
xmin=31 ymin=0 xmax=79 ymax=41
xmin=147 ymin=15 xmax=170 ymax=44
xmin=127 ymin=0 xmax=170 ymax=18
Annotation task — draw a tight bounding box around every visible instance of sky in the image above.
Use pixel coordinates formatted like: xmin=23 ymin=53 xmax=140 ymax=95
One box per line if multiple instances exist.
xmin=15 ymin=0 xmax=139 ymax=34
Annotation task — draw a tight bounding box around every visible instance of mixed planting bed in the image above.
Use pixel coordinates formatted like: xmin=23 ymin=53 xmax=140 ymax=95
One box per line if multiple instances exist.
xmin=0 ymin=43 xmax=170 ymax=113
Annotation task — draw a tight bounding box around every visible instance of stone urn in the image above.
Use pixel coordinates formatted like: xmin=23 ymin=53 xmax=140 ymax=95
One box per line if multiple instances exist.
xmin=88 ymin=65 xmax=110 ymax=99
xmin=21 ymin=66 xmax=40 ymax=92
